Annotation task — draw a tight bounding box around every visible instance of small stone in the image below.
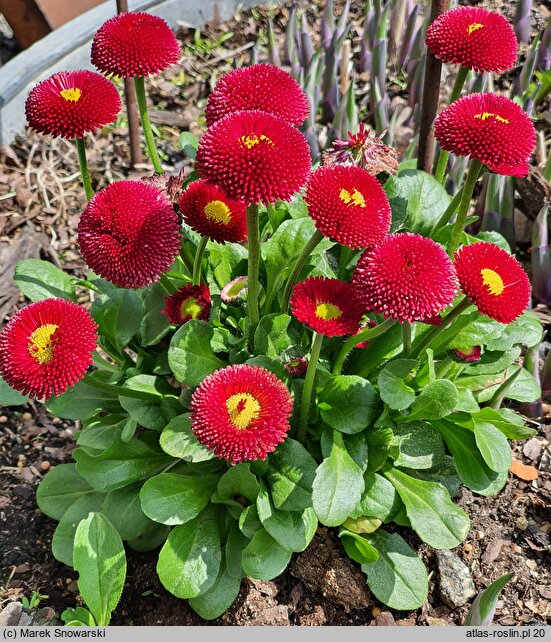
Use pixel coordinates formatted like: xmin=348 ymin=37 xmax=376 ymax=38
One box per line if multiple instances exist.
xmin=511 ymin=544 xmax=523 ymax=554
xmin=427 ymin=617 xmax=449 ymax=626
xmin=0 ymin=416 xmax=8 ymax=423
xmin=526 ymin=559 xmax=538 ymax=571
xmin=67 ymin=580 xmax=78 ymax=593
xmin=523 ymin=438 xmax=542 ymax=462
xmin=65 ymin=577 xmax=72 ymax=585
xmin=0 ymin=602 xmax=22 ymax=625
xmin=22 ymin=412 xmax=32 ymax=421
xmin=40 ymin=461 xmax=50 ymax=471
xmin=464 ymin=543 xmax=473 ymax=553
xmin=374 ymin=612 xmax=396 ymax=626
xmin=436 ymin=550 xmax=476 ymax=608
xmin=476 ymin=530 xmax=485 ymax=540
xmin=17 ymin=612 xmax=32 ymax=626
xmin=516 ymin=517 xmax=528 ymax=531
xmin=247 ymin=605 xmax=290 ymax=626
xmin=371 ymin=607 xmax=381 ymax=617
xmin=14 ymin=563 xmax=30 ymax=574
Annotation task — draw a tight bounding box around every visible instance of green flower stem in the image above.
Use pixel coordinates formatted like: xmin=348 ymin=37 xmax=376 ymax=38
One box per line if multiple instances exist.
xmin=333 ymin=317 xmax=397 ymax=376
xmin=82 ymin=374 xmax=175 ymax=402
xmin=192 ymin=236 xmax=209 ymax=285
xmin=75 ymin=137 xmax=93 ymax=201
xmin=92 ymin=352 xmax=118 ymax=373
xmin=489 ymin=367 xmax=522 ymax=409
xmin=338 ymin=246 xmax=354 ymax=279
xmin=410 ymin=297 xmax=472 ymax=358
xmin=266 ymin=202 xmax=278 ymax=231
xmin=133 ymin=75 xmax=163 ymax=174
xmin=298 ymin=331 xmax=324 ymax=443
xmin=448 ymin=158 xmax=483 ymax=256
xmin=434 ymin=66 xmax=470 ymax=183
xmin=179 ymin=245 xmax=195 ymax=276
xmin=246 ymin=203 xmax=261 ymax=349
xmin=402 ymin=322 xmax=412 ymax=356
xmin=281 ymin=229 xmax=324 ymax=310
xmin=435 ymin=357 xmax=453 ymax=380
xmin=432 ymin=186 xmax=464 ymax=232
xmin=159 ymin=274 xmax=176 ymax=294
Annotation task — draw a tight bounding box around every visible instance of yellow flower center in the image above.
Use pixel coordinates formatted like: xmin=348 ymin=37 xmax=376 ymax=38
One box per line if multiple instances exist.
xmin=226 ymin=393 xmax=261 ymax=429
xmin=204 ymin=200 xmax=231 ymax=225
xmin=474 ymin=112 xmax=510 ymax=124
xmin=239 ymin=134 xmax=274 ymax=149
xmin=60 ymin=88 xmax=82 ymax=102
xmin=481 ymin=268 xmax=504 ymax=296
xmin=467 ymin=23 xmax=484 ymax=35
xmin=180 ymin=297 xmax=203 ymax=319
xmin=28 ymin=324 xmax=58 ymax=364
xmin=315 ymin=302 xmax=342 ymax=321
xmin=339 ymin=188 xmax=366 ymax=208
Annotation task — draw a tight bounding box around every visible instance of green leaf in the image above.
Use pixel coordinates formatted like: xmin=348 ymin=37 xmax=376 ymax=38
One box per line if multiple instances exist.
xmin=225 ymin=522 xmax=249 ymax=579
xmin=254 ymin=314 xmax=297 ymax=357
xmin=484 ymin=311 xmax=543 ymax=351
xmin=446 ymin=314 xmax=504 ymax=350
xmin=472 ymin=408 xmax=536 ymax=440
xmin=118 ymin=375 xmax=181 ymax=430
xmin=74 ymin=437 xmax=172 ymax=492
xmin=188 ymin=561 xmax=241 ymax=621
xmin=362 ymin=529 xmax=428 ymax=610
xmin=407 ymin=456 xmax=462 ymax=498
xmin=127 ymin=521 xmax=170 ymax=553
xmin=377 ymin=359 xmax=418 ymax=410
xmin=76 ymin=416 xmax=126 ymax=453
xmin=46 ymin=379 xmax=122 ymax=421
xmin=61 ymin=607 xmax=96 ymax=626
xmin=476 ymin=367 xmax=540 ymax=404
xmin=36 ymin=464 xmax=94 ymax=521
xmin=245 ymin=356 xmax=288 ymax=381
xmin=339 ymin=530 xmax=379 ymax=565
xmin=73 ymin=513 xmax=127 ymax=626
xmin=168 ymin=320 xmax=224 ymax=387
xmin=217 ymin=464 xmax=260 ymax=503
xmin=51 ymin=494 xmax=105 ymax=566
xmin=365 ymin=426 xmax=393 ymax=472
xmin=318 ymin=375 xmax=378 ymax=434
xmin=140 ymin=473 xmax=219 ymax=525
xmin=14 ymin=258 xmax=76 ymax=302
xmin=139 ymin=284 xmax=171 ymax=346
xmin=384 ymin=169 xmax=451 ymax=235
xmin=101 ymin=483 xmax=152 ymax=541
xmin=455 ymin=388 xmax=480 ymax=413
xmin=390 ymin=421 xmax=445 ymax=470
xmin=179 ymin=132 xmax=199 ymax=158
xmin=157 ymin=507 xmax=221 ymax=599
xmin=312 ymin=431 xmax=364 ymax=526
xmin=384 ymin=468 xmax=470 ymax=549
xmin=207 ymin=243 xmax=247 ymax=289
xmin=256 ymin=483 xmax=317 ymax=552
xmin=464 ymin=573 xmax=514 ymax=626
xmin=0 ymin=376 xmax=29 ymax=406
xmin=241 ymin=528 xmax=292 ymax=580
xmin=91 ymin=289 xmax=143 ymax=352
xmin=465 ymin=348 xmax=521 ymax=376
xmin=357 ymin=471 xmax=402 ymax=522
xmin=265 ymin=438 xmax=317 ymax=511
xmin=407 ymin=379 xmax=458 ymax=421
xmin=473 ymin=421 xmax=512 ymax=473
xmin=160 ymin=415 xmax=214 ymax=462
xmin=238 ymin=505 xmax=263 ymax=539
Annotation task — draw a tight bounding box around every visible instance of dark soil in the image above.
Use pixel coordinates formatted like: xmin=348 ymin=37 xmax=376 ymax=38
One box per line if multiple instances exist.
xmin=1 ymin=0 xmax=550 ymax=627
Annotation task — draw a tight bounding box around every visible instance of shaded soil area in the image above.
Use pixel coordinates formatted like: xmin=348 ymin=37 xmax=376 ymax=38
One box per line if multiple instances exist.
xmin=1 ymin=0 xmax=550 ymax=627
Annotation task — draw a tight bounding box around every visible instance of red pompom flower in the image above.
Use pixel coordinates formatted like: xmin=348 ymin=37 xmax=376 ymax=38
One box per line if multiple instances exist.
xmin=78 ymin=180 xmax=181 ymax=289
xmin=454 ymin=242 xmax=530 ymax=324
xmin=0 ymin=299 xmax=97 ymax=399
xmin=305 ymin=165 xmax=392 ymax=249
xmin=290 ymin=277 xmax=366 ymax=337
xmin=353 ymin=233 xmax=458 ymax=323
xmin=434 ymin=93 xmax=536 ymax=177
xmin=179 ymin=179 xmax=247 ymax=244
xmin=25 ymin=70 xmax=121 ymax=139
xmin=426 ymin=6 xmax=517 ymax=73
xmin=190 ymin=364 xmax=293 ymax=465
xmin=162 ymin=283 xmax=211 ymax=325
xmin=91 ymin=12 xmax=181 ymax=77
xmin=205 ymin=64 xmax=309 ymax=127
xmin=196 ymin=110 xmax=311 ymax=204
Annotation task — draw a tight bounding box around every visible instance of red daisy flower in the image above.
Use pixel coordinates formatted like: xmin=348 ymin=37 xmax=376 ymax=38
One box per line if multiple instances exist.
xmin=190 ymin=364 xmax=293 ymax=465
xmin=25 ymin=70 xmax=121 ymax=139
xmin=453 ymin=346 xmax=482 ymax=362
xmin=196 ymin=110 xmax=311 ymax=204
xmin=77 ymin=180 xmax=181 ymax=289
xmin=305 ymin=165 xmax=392 ymax=249
xmin=161 ymin=283 xmax=211 ymax=325
xmin=284 ymin=357 xmax=308 ymax=378
xmin=434 ymin=93 xmax=536 ymax=177
xmin=91 ymin=12 xmax=181 ymax=77
xmin=454 ymin=242 xmax=530 ymax=324
xmin=353 ymin=233 xmax=458 ymax=323
xmin=221 ymin=276 xmax=248 ymax=303
xmin=426 ymin=6 xmax=517 ymax=73
xmin=0 ymin=299 xmax=97 ymax=399
xmin=290 ymin=277 xmax=366 ymax=337
xmin=205 ymin=64 xmax=309 ymax=127
xmin=179 ymin=179 xmax=247 ymax=244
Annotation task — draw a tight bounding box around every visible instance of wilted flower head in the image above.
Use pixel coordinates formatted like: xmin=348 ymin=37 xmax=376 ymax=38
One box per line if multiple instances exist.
xmin=25 ymin=70 xmax=121 ymax=139
xmin=0 ymin=299 xmax=97 ymax=399
xmin=142 ymin=168 xmax=186 ymax=205
xmin=162 ymin=283 xmax=211 ymax=325
xmin=434 ymin=93 xmax=536 ymax=177
xmin=205 ymin=64 xmax=309 ymax=127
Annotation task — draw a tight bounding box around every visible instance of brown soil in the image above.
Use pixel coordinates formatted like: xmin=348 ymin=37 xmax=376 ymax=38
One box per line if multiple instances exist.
xmin=1 ymin=0 xmax=550 ymax=627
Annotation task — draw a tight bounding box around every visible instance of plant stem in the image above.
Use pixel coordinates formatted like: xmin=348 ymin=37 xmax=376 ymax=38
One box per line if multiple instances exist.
xmin=298 ymin=332 xmax=324 ymax=443
xmin=281 ymin=229 xmax=324 ymax=310
xmin=159 ymin=274 xmax=176 ymax=294
xmin=246 ymin=203 xmax=261 ymax=349
xmin=402 ymin=322 xmax=412 ymax=356
xmin=489 ymin=367 xmax=522 ymax=409
xmin=192 ymin=236 xmax=209 ymax=285
xmin=266 ymin=202 xmax=278 ymax=231
xmin=433 ymin=66 xmax=470 ymax=183
xmin=333 ymin=317 xmax=397 ymax=375
xmin=410 ymin=297 xmax=472 ymax=358
xmin=133 ymin=75 xmax=163 ymax=174
xmin=338 ymin=246 xmax=354 ymax=279
xmin=179 ymin=245 xmax=194 ymax=276
xmin=75 ymin=137 xmax=93 ymax=201
xmin=432 ymin=186 xmax=464 ymax=232
xmin=435 ymin=356 xmax=453 ymax=380
xmin=82 ymin=374 xmax=175 ymax=402
xmin=448 ymin=158 xmax=483 ymax=256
